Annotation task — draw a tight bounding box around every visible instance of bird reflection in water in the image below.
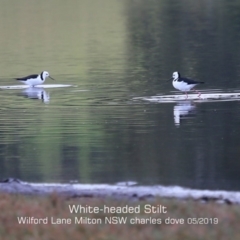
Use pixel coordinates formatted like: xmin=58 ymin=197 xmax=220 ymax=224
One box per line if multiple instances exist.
xmin=173 ymin=101 xmax=196 ymax=126
xmin=21 ymin=87 xmax=50 ymax=103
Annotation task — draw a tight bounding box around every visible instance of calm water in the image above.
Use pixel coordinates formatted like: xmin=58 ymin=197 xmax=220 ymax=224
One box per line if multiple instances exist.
xmin=0 ymin=0 xmax=240 ymax=191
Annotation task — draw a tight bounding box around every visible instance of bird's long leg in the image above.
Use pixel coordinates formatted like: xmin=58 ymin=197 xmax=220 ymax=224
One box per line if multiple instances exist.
xmin=185 ymin=92 xmax=188 ymax=99
xmin=194 ymin=89 xmax=201 ymax=98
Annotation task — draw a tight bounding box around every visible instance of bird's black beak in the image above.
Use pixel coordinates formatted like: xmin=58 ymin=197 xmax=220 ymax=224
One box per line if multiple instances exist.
xmin=167 ymin=77 xmax=173 ymax=82
xmin=49 ymin=76 xmax=55 ymax=80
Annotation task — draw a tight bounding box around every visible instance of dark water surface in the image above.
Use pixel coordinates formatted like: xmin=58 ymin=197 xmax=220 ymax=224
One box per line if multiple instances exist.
xmin=0 ymin=0 xmax=240 ymax=191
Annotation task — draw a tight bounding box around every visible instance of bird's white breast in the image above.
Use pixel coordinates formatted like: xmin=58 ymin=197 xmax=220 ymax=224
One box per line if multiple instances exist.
xmin=172 ymin=80 xmax=196 ymax=92
xmin=24 ymin=76 xmax=45 ymax=86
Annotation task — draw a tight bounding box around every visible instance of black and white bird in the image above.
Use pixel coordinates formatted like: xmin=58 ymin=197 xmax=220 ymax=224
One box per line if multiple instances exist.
xmin=168 ymin=71 xmax=204 ymax=98
xmin=15 ymin=71 xmax=55 ymax=87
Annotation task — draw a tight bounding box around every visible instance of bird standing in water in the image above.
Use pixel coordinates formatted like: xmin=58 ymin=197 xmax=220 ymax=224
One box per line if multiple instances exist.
xmin=168 ymin=71 xmax=204 ymax=99
xmin=15 ymin=71 xmax=55 ymax=87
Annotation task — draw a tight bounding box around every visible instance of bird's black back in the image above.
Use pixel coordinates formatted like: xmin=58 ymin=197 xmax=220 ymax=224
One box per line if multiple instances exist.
xmin=16 ymin=74 xmax=38 ymax=81
xmin=178 ymin=77 xmax=204 ymax=85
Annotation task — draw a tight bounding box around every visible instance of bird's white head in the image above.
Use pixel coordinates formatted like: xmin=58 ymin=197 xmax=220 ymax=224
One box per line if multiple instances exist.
xmin=172 ymin=71 xmax=180 ymax=80
xmin=41 ymin=71 xmax=55 ymax=81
